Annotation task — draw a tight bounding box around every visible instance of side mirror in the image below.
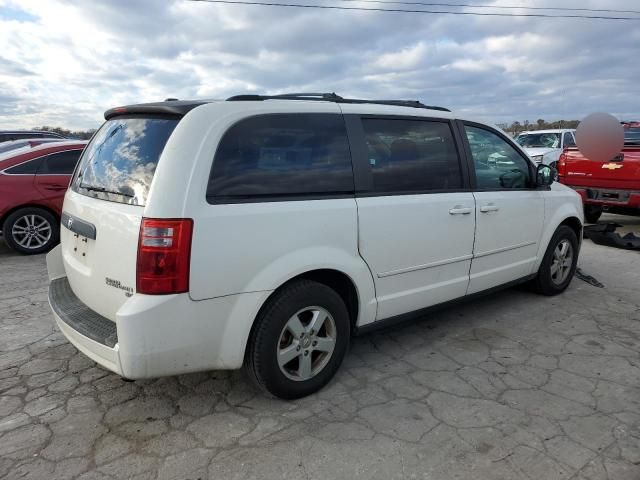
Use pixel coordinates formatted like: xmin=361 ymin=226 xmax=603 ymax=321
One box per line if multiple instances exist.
xmin=536 ymin=164 xmax=555 ymax=186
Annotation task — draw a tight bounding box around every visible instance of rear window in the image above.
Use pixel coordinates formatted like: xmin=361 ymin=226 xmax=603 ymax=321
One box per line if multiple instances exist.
xmin=72 ymin=117 xmax=178 ymax=205
xmin=207 ymin=113 xmax=354 ymax=202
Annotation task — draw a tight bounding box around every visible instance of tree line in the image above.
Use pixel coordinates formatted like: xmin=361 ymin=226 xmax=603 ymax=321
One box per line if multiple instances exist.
xmin=496 ymin=119 xmax=580 ymax=135
xmin=33 ymin=126 xmax=97 ymax=140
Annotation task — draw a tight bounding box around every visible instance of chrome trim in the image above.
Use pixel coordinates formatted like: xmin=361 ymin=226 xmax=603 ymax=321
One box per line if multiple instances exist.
xmin=474 ymin=241 xmax=537 ymax=258
xmin=378 ymin=241 xmax=538 ymax=278
xmin=378 ymin=254 xmax=474 ymax=278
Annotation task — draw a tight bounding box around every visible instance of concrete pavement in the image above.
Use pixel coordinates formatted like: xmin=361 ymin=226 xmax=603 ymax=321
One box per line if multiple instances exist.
xmin=0 ymin=236 xmax=639 ymax=480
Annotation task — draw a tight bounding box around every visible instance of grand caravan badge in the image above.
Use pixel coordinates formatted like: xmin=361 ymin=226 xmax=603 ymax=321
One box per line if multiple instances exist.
xmin=105 ymin=277 xmax=134 ymax=296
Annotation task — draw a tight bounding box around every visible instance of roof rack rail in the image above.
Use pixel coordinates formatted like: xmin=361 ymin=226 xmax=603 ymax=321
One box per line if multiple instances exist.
xmin=226 ymin=93 xmax=450 ymax=112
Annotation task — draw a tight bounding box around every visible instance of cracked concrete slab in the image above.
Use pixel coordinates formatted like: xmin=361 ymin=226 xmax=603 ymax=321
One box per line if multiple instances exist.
xmin=1 ymin=238 xmax=639 ymax=479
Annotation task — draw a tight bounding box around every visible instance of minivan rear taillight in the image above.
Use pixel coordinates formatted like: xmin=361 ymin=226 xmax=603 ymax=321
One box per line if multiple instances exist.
xmin=136 ymin=218 xmax=193 ymax=295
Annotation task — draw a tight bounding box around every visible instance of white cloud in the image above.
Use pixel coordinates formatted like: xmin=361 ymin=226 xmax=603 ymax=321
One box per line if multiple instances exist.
xmin=0 ymin=0 xmax=638 ymax=129
xmin=374 ymin=42 xmax=427 ymax=70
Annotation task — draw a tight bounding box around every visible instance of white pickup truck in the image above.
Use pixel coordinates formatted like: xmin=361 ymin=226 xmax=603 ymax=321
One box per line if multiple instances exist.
xmin=515 ymin=129 xmax=576 ymax=168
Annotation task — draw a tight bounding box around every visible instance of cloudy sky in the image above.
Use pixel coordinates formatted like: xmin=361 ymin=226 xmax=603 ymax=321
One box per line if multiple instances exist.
xmin=0 ymin=0 xmax=638 ymax=130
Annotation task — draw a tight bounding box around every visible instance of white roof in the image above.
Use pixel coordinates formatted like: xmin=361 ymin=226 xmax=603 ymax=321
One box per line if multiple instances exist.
xmin=520 ymin=129 xmax=575 ymax=135
xmin=191 ymin=98 xmax=496 ymax=124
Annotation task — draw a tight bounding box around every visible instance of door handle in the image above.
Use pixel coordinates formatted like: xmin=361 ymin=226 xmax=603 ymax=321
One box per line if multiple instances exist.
xmin=449 ymin=206 xmax=472 ymax=215
xmin=44 ymin=185 xmax=67 ymax=191
xmin=480 ymin=204 xmax=499 ymax=213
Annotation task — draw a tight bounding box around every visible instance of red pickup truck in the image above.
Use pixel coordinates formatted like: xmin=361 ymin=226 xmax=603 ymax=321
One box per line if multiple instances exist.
xmin=557 ymin=122 xmax=640 ymax=223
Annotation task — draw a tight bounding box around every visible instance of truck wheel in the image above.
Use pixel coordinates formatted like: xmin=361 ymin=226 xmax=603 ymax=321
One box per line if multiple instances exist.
xmin=584 ymin=206 xmax=602 ymax=224
xmin=246 ymin=279 xmax=350 ymax=399
xmin=532 ymin=225 xmax=578 ymax=296
xmin=2 ymin=208 xmax=59 ymax=255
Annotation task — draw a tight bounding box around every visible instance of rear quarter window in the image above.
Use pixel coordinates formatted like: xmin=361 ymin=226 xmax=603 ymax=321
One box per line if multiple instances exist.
xmin=3 ymin=157 xmax=43 ymax=174
xmin=207 ymin=113 xmax=354 ymax=202
xmin=38 ymin=150 xmax=83 ymax=175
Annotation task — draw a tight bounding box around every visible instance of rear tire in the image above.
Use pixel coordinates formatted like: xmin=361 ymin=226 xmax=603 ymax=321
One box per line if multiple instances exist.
xmin=584 ymin=206 xmax=602 ymax=224
xmin=245 ymin=279 xmax=350 ymax=399
xmin=532 ymin=225 xmax=578 ymax=296
xmin=2 ymin=207 xmax=59 ymax=255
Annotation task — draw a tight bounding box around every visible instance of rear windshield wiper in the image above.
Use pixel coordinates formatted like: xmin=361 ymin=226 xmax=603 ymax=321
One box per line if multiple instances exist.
xmin=79 ymin=184 xmax=133 ymax=198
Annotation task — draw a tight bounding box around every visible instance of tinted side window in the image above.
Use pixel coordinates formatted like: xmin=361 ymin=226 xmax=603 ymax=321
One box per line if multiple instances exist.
xmin=465 ymin=126 xmax=531 ymax=190
xmin=362 ymin=119 xmax=462 ymax=193
xmin=563 ymin=132 xmax=576 ymax=147
xmin=207 ymin=114 xmax=353 ymax=200
xmin=39 ymin=150 xmax=82 ymax=175
xmin=4 ymin=158 xmax=43 ymax=174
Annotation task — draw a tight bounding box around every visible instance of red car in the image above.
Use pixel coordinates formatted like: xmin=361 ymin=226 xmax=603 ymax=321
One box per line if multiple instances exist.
xmin=0 ymin=140 xmax=87 ymax=254
xmin=557 ymin=122 xmax=640 ymax=223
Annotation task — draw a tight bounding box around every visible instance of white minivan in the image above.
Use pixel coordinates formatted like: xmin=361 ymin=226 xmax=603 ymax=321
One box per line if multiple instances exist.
xmin=47 ymin=93 xmax=583 ymax=399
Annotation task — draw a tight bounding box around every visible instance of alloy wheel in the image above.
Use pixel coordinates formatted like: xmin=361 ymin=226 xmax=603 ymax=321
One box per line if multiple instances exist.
xmin=277 ymin=306 xmax=337 ymax=382
xmin=11 ymin=214 xmax=52 ymax=250
xmin=550 ymin=239 xmax=573 ymax=285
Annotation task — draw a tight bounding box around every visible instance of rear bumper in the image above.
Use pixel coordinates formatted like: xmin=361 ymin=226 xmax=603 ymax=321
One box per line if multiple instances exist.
xmin=52 ymin=302 xmax=124 ymax=375
xmin=48 ymin=276 xmax=125 ymax=376
xmin=46 ymin=249 xmax=272 ymax=379
xmin=571 ymin=187 xmax=640 ymax=209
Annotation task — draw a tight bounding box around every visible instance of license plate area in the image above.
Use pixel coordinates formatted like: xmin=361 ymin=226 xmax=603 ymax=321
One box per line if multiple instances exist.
xmin=71 ymin=232 xmax=90 ymax=259
xmin=586 ymin=189 xmax=630 ymax=203
xmin=61 ymin=212 xmax=96 ymax=261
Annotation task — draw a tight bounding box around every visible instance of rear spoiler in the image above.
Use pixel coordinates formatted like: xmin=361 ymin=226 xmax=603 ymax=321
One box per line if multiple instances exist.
xmin=104 ymin=100 xmax=211 ymax=120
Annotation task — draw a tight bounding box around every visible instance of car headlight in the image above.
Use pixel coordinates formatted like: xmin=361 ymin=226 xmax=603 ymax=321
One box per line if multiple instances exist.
xmin=531 ymin=155 xmax=544 ymax=164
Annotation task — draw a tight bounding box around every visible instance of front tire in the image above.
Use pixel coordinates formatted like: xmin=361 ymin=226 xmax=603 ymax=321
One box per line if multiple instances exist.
xmin=245 ymin=279 xmax=350 ymax=399
xmin=532 ymin=225 xmax=578 ymax=296
xmin=2 ymin=208 xmax=59 ymax=255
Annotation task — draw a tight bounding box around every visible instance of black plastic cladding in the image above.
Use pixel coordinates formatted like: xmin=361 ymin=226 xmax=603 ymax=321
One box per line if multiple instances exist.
xmin=227 ymin=93 xmax=451 ymax=112
xmin=103 ymin=100 xmax=210 ymax=120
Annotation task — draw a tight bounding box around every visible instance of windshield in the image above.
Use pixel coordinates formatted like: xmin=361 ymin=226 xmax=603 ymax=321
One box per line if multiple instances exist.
xmin=624 ymin=127 xmax=640 ymax=145
xmin=515 ymin=133 xmax=561 ymax=149
xmin=71 ymin=117 xmax=178 ymax=206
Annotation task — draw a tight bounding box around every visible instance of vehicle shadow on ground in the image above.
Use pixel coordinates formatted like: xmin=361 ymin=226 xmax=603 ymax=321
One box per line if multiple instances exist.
xmin=59 ymin=283 xmax=544 ymax=407
xmin=0 ymin=236 xmax=13 ymax=257
xmin=1 ymin=236 xmax=566 ymax=408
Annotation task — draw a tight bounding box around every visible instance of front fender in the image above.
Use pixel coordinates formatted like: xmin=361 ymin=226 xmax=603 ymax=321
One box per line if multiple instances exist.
xmin=534 ymin=187 xmax=583 ymax=271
